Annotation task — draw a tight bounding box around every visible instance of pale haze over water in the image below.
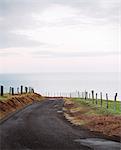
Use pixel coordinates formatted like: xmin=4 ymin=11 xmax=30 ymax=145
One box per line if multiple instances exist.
xmin=0 ymin=72 xmax=120 ymax=100
xmin=0 ymin=0 xmax=120 ymax=100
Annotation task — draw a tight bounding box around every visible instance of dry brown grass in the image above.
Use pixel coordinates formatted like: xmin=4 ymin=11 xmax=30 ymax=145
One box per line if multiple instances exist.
xmin=64 ymin=98 xmax=121 ymax=139
xmin=0 ymin=93 xmax=43 ymax=119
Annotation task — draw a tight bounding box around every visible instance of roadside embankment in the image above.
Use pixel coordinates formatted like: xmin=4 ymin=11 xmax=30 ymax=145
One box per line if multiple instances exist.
xmin=64 ymin=98 xmax=121 ymax=141
xmin=0 ymin=93 xmax=42 ymax=119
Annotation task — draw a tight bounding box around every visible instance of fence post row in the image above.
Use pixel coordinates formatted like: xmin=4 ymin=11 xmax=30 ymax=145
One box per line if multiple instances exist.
xmin=79 ymin=91 xmax=119 ymax=111
xmin=0 ymin=85 xmax=35 ymax=96
xmin=25 ymin=87 xmax=28 ymax=93
xmin=0 ymin=85 xmax=119 ymax=112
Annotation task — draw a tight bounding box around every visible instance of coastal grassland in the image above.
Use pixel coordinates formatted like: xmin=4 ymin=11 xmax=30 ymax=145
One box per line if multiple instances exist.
xmin=71 ymin=98 xmax=121 ymax=115
xmin=64 ymin=98 xmax=121 ymax=139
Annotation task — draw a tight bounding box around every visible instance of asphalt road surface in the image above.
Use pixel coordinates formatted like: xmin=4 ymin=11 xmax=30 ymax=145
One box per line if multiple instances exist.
xmin=0 ymin=98 xmax=120 ymax=150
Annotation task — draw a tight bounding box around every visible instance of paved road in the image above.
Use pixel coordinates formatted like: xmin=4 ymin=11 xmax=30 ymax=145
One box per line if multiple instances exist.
xmin=0 ymin=99 xmax=120 ymax=150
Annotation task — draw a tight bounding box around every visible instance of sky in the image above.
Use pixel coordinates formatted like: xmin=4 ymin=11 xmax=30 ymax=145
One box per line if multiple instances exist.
xmin=0 ymin=0 xmax=121 ymax=73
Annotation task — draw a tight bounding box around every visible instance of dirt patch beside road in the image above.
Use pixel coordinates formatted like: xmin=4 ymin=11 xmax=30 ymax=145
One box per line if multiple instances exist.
xmin=64 ymin=98 xmax=121 ymax=141
xmin=0 ymin=93 xmax=42 ymax=119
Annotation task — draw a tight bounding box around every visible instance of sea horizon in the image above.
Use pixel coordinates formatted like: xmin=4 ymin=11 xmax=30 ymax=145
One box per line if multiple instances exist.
xmin=0 ymin=72 xmax=121 ymax=100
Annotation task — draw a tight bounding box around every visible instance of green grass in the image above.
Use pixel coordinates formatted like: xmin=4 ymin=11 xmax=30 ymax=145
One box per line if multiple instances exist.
xmin=70 ymin=98 xmax=121 ymax=115
xmin=0 ymin=93 xmax=10 ymax=101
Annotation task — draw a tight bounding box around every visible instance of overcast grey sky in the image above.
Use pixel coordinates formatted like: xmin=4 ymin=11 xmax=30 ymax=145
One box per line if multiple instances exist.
xmin=0 ymin=0 xmax=120 ymax=73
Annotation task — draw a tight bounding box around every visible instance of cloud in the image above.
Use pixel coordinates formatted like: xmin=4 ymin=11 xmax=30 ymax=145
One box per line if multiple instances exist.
xmin=0 ymin=0 xmax=120 ymax=58
xmin=0 ymin=31 xmax=45 ymax=48
xmin=0 ymin=0 xmax=120 ymax=29
xmin=0 ymin=51 xmax=19 ymax=57
xmin=31 ymin=50 xmax=120 ymax=58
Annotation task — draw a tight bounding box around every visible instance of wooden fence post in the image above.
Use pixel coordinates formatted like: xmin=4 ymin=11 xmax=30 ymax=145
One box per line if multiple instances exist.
xmin=91 ymin=90 xmax=94 ymax=104
xmin=78 ymin=91 xmax=80 ymax=98
xmin=86 ymin=92 xmax=88 ymax=99
xmin=21 ymin=85 xmax=23 ymax=94
xmin=106 ymin=93 xmax=108 ymax=109
xmin=70 ymin=93 xmax=71 ymax=98
xmin=11 ymin=87 xmax=14 ymax=95
xmin=82 ymin=92 xmax=84 ymax=99
xmin=85 ymin=91 xmax=87 ymax=100
xmin=0 ymin=85 xmax=4 ymax=96
xmin=25 ymin=87 xmax=28 ymax=93
xmin=17 ymin=87 xmax=19 ymax=94
xmin=89 ymin=93 xmax=91 ymax=99
xmin=9 ymin=87 xmax=12 ymax=94
xmin=100 ymin=92 xmax=103 ymax=107
xmin=29 ymin=87 xmax=31 ymax=93
xmin=96 ymin=93 xmax=98 ymax=105
xmin=84 ymin=91 xmax=88 ymax=100
xmin=114 ymin=93 xmax=117 ymax=111
xmin=80 ymin=91 xmax=82 ymax=98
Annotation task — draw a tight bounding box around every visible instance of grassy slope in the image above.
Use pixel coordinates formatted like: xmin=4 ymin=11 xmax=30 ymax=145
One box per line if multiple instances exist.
xmin=71 ymin=98 xmax=121 ymax=115
xmin=64 ymin=98 xmax=121 ymax=139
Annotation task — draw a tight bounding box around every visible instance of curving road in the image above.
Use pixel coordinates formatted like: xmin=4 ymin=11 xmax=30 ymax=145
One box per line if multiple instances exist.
xmin=0 ymin=98 xmax=120 ymax=150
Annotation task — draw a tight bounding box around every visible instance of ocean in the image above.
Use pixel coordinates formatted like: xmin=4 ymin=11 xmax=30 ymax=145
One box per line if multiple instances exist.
xmin=0 ymin=72 xmax=121 ymax=100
